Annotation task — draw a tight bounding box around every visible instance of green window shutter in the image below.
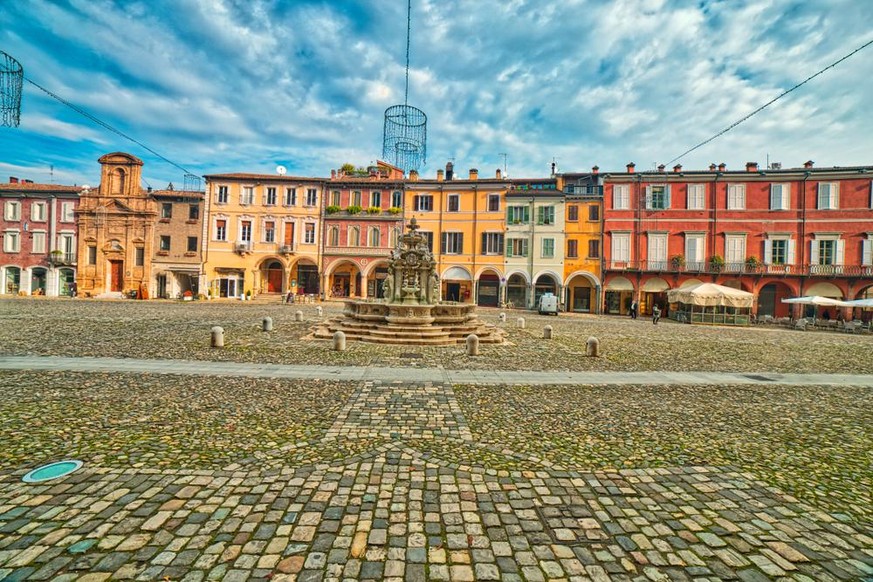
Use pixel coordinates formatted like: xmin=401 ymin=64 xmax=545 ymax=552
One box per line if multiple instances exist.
xmin=537 ymin=206 xmax=544 ymax=225
xmin=523 ymin=206 xmax=530 ymax=223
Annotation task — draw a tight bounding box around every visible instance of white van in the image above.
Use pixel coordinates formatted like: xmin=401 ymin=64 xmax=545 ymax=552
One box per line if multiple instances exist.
xmin=538 ymin=293 xmax=559 ymax=315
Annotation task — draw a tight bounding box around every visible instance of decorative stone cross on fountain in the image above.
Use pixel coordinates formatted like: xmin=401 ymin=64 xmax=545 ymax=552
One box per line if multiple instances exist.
xmin=383 ymin=217 xmax=440 ymax=305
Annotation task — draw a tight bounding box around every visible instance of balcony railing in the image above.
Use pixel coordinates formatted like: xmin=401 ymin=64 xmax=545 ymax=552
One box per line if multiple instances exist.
xmin=279 ymin=244 xmax=296 ymax=254
xmin=564 ymin=185 xmax=603 ymax=196
xmin=607 ymin=261 xmax=873 ymax=277
xmin=323 ymin=245 xmax=392 ymax=257
xmin=48 ymin=252 xmax=76 ymax=266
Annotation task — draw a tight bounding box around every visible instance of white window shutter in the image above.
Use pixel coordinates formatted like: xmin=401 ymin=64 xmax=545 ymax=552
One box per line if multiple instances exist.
xmin=810 ymin=240 xmax=819 ymax=265
xmin=836 ymin=239 xmax=845 ymax=265
xmin=862 ymin=239 xmax=872 ymax=266
xmin=770 ymin=185 xmax=778 ymax=210
xmin=764 ymin=239 xmax=773 ymax=264
xmin=787 ymin=240 xmax=796 ymax=265
xmin=613 ymin=187 xmax=621 ymax=210
xmin=665 ymin=185 xmax=672 ymax=209
xmin=645 ymin=186 xmax=652 ymax=209
xmin=783 ymin=183 xmax=790 ymax=209
xmin=833 ymin=183 xmax=840 ymax=209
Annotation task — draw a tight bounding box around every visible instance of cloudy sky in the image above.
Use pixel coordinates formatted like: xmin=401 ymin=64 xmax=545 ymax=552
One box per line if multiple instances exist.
xmin=1 ymin=0 xmax=872 ymax=188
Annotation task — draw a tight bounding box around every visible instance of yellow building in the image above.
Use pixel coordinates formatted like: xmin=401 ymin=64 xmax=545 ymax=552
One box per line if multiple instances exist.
xmin=557 ymin=171 xmax=603 ymax=313
xmin=202 ymin=173 xmax=324 ymax=299
xmin=405 ymin=164 xmax=509 ymax=306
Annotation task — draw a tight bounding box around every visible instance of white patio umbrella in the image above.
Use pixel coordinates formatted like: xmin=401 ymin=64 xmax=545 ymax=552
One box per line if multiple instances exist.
xmin=844 ymin=298 xmax=873 ymax=307
xmin=781 ymin=296 xmax=853 ymax=307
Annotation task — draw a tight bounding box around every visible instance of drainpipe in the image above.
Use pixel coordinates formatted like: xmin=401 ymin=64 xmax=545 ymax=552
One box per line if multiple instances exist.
xmin=529 ymin=196 xmax=535 ymax=309
xmin=317 ymin=180 xmax=325 ymax=299
xmin=634 ymin=174 xmax=642 ymax=304
xmin=712 ymin=172 xmax=720 ymax=281
xmin=799 ymin=171 xmax=809 ymax=295
xmin=472 ymin=185 xmax=478 ymax=304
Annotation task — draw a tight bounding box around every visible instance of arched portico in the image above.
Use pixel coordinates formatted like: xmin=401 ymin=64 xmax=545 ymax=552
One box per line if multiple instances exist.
xmin=441 ymin=266 xmax=472 ymax=303
xmin=325 ymin=260 xmax=362 ymax=299
xmin=640 ymin=277 xmax=670 ymax=315
xmin=564 ymin=270 xmax=601 ymax=313
xmin=476 ymin=268 xmax=501 ymax=307
xmin=257 ymin=257 xmax=285 ymax=294
xmin=604 ymin=275 xmax=634 ymax=315
xmin=533 ymin=271 xmax=560 ymax=309
xmin=290 ymin=258 xmax=319 ymax=296
xmin=505 ymin=272 xmax=529 ymax=308
xmin=757 ymin=281 xmax=794 ymax=318
xmin=363 ymin=259 xmax=390 ymax=299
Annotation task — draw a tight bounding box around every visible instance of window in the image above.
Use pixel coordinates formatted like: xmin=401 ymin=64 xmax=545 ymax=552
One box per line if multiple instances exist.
xmin=817 ymin=183 xmax=839 ymax=209
xmin=59 ymin=234 xmax=75 ymax=258
xmin=420 ymin=231 xmax=434 ymax=251
xmin=161 ymin=203 xmax=172 ymax=219
xmin=447 ymin=194 xmax=460 ymax=212
xmin=810 ymin=236 xmax=844 ymax=274
xmin=306 ymin=188 xmax=317 ymax=206
xmin=241 ymin=187 xmax=254 ymax=205
xmin=392 ymin=191 xmax=403 ymax=208
xmin=5 ymin=201 xmax=21 ymax=220
xmin=727 ymin=184 xmax=745 ymax=210
xmin=770 ymin=184 xmax=790 ymax=210
xmin=159 ymin=235 xmax=171 ymax=252
xmin=369 ymin=227 xmax=380 ymax=247
xmin=265 ymin=187 xmax=277 ymax=205
xmin=441 ymin=232 xmax=463 ymax=254
xmin=391 ymin=227 xmax=400 ymax=248
xmin=567 ymin=240 xmax=578 ymax=258
xmin=217 ymin=185 xmax=228 ymax=204
xmin=329 ymin=226 xmax=339 ymax=247
xmin=61 ymin=202 xmax=75 ymax=223
xmin=135 ymin=247 xmax=144 ymax=266
xmin=684 ymin=234 xmax=705 ymax=270
xmin=240 ymin=221 xmax=252 ymax=242
xmin=215 ymin=219 xmax=227 ymax=241
xmin=188 ymin=204 xmax=199 ymax=220
xmin=32 ymin=231 xmax=46 ymax=254
xmin=507 ymin=205 xmax=529 ymax=224
xmin=481 ymin=232 xmax=504 ymax=255
xmin=588 ymin=240 xmax=600 ymax=259
xmin=647 ymin=233 xmax=667 ymax=269
xmin=31 ymin=202 xmax=47 ymax=222
xmin=765 ymin=238 xmax=795 ymax=265
xmin=285 ymin=188 xmax=297 ymax=206
xmin=331 ymin=190 xmax=341 ymax=206
xmin=725 ymin=234 xmax=746 ymax=271
xmin=588 ymin=205 xmax=599 ymax=221
xmin=304 ymin=223 xmax=316 ymax=244
xmin=613 ymin=184 xmax=630 ymax=210
xmin=567 ymin=205 xmax=578 ymax=221
xmin=370 ymin=191 xmax=382 ymax=208
xmin=687 ymin=184 xmax=705 ymax=210
xmin=816 ymin=239 xmax=837 ymax=265
xmin=348 ymin=226 xmax=360 ymax=247
xmin=646 ymin=185 xmax=670 ymax=210
xmin=542 ymin=238 xmax=555 ymax=258
xmin=415 ymin=195 xmax=433 ymax=211
xmin=264 ymin=221 xmax=275 ymax=243
xmin=487 ymin=194 xmax=500 ymax=212
xmin=88 ymin=245 xmax=97 ymax=264
xmin=537 ymin=206 xmax=555 ymax=225
xmin=612 ymin=233 xmax=630 ymax=264
xmin=352 ymin=191 xmax=362 ymax=207
xmin=187 ymin=237 xmax=198 ymax=253
xmin=283 ymin=222 xmax=295 ymax=247
xmin=862 ymin=237 xmax=872 ymax=266
xmin=506 ymin=238 xmax=528 ymax=257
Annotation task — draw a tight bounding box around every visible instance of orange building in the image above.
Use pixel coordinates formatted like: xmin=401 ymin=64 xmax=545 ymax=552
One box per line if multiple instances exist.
xmin=557 ymin=170 xmax=603 ymax=313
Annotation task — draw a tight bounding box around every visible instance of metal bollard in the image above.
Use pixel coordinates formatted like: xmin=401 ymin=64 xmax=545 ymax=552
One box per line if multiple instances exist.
xmin=517 ymin=317 xmax=526 ymax=329
xmin=498 ymin=312 xmax=506 ymax=322
xmin=211 ymin=326 xmax=224 ymax=348
xmin=586 ymin=336 xmax=601 ymax=357
xmin=316 ymin=306 xmax=323 ymax=317
xmin=466 ymin=333 xmax=480 ymax=356
xmin=262 ymin=317 xmax=273 ymax=332
xmin=544 ymin=325 xmax=552 ymax=339
xmin=295 ymin=310 xmax=303 ymax=322
xmin=333 ymin=331 xmax=347 ymax=351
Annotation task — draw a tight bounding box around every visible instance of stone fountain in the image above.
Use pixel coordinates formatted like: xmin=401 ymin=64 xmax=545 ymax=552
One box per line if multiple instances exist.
xmin=310 ymin=218 xmax=505 ymax=345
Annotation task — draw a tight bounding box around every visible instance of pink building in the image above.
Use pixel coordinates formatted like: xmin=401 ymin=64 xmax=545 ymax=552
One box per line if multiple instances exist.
xmin=602 ymin=162 xmax=873 ymax=318
xmin=0 ymin=177 xmax=81 ymax=296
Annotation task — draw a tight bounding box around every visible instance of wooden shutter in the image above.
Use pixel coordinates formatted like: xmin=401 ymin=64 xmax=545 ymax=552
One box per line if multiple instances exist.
xmin=836 ymin=239 xmax=845 ymax=265
xmin=458 ymin=233 xmax=464 ymax=254
xmin=863 ymin=239 xmax=872 ymax=266
xmin=440 ymin=233 xmax=447 ymax=254
xmin=523 ymin=206 xmax=530 ymax=223
xmin=763 ymin=239 xmax=773 ymax=265
xmin=833 ymin=183 xmax=840 ymax=209
xmin=522 ymin=239 xmax=528 ymax=257
xmin=414 ymin=195 xmax=420 ymax=211
xmin=481 ymin=233 xmax=488 ymax=255
xmin=787 ymin=240 xmax=796 ymax=265
xmin=645 ymin=186 xmax=652 ymax=209
xmin=497 ymin=234 xmax=504 ymax=255
xmin=665 ymin=185 xmax=671 ymax=209
xmin=810 ymin=240 xmax=819 ymax=265
xmin=770 ymin=185 xmax=779 ymax=210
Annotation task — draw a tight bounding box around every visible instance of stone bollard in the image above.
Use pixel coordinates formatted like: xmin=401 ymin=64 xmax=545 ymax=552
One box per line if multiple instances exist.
xmin=295 ymin=310 xmax=303 ymax=322
xmin=544 ymin=325 xmax=552 ymax=339
xmin=262 ymin=317 xmax=273 ymax=332
xmin=316 ymin=306 xmax=323 ymax=317
xmin=333 ymin=330 xmax=347 ymax=351
xmin=517 ymin=317 xmax=526 ymax=329
xmin=586 ymin=336 xmax=601 ymax=357
xmin=498 ymin=312 xmax=506 ymax=322
xmin=211 ymin=326 xmax=224 ymax=348
xmin=466 ymin=334 xmax=480 ymax=356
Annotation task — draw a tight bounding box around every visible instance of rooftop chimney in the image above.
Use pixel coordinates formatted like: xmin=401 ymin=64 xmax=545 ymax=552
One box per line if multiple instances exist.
xmin=469 ymin=168 xmax=478 ymax=180
xmin=437 ymin=169 xmax=444 ymax=182
xmin=709 ymin=163 xmax=717 ymax=171
xmin=9 ymin=176 xmax=18 ymax=183
xmin=626 ymin=162 xmax=635 ymax=174
xmin=24 ymin=179 xmax=33 ymax=184
xmin=446 ymin=162 xmax=454 ymax=181
xmin=592 ymin=165 xmax=599 ymax=175
xmin=804 ymin=160 xmax=814 ymax=169
xmin=673 ymin=164 xmax=682 ymax=173
xmin=496 ymin=169 xmax=502 ymax=179
xmin=657 ymin=164 xmax=666 ymax=172
xmin=331 ymin=169 xmax=336 ymax=179
xmin=717 ymin=163 xmax=726 ymax=172
xmin=409 ymin=169 xmax=419 ymax=181
xmin=745 ymin=162 xmax=758 ymax=172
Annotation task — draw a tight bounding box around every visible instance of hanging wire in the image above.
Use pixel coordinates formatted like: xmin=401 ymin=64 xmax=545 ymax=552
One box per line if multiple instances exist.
xmin=23 ymin=76 xmax=193 ymax=175
xmin=668 ymin=38 xmax=873 ymax=165
xmin=404 ymin=0 xmax=411 ymax=107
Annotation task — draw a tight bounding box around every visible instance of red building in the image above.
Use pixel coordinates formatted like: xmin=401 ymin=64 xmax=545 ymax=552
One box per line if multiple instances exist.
xmin=321 ymin=161 xmax=405 ymax=299
xmin=602 ymin=162 xmax=873 ymax=318
xmin=0 ymin=177 xmax=81 ymax=297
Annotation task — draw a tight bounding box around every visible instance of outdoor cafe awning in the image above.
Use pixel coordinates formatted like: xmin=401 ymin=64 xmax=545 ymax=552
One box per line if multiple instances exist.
xmin=667 ymin=282 xmax=754 ymax=308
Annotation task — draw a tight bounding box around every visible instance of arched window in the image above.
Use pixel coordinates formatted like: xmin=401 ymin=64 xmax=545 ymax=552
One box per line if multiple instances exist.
xmin=331 ymin=190 xmax=341 ymax=206
xmin=329 ymin=226 xmax=339 ymax=247
xmin=369 ymin=227 xmax=381 ymax=247
xmin=111 ymin=169 xmax=126 ymax=194
xmin=348 ymin=226 xmax=360 ymax=247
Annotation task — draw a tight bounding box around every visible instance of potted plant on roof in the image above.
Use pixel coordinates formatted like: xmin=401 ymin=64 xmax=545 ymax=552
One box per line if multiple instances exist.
xmin=744 ymin=256 xmax=761 ymax=273
xmin=708 ymin=254 xmax=725 ymax=273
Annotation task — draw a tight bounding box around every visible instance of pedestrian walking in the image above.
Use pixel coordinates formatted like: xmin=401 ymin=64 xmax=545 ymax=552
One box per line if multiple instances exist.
xmin=69 ymin=280 xmax=77 ymax=298
xmin=630 ymin=300 xmax=638 ymax=320
xmin=652 ymin=304 xmax=661 ymax=325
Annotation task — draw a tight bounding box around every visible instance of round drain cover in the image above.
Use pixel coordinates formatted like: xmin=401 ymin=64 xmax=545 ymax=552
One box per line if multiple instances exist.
xmin=22 ymin=460 xmax=83 ymax=483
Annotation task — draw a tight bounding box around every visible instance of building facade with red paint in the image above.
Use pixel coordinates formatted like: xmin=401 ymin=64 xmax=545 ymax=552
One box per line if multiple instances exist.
xmin=602 ymin=161 xmax=873 ymax=318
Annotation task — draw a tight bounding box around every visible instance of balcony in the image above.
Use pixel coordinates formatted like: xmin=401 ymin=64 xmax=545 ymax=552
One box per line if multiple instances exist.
xmin=564 ymin=185 xmax=603 ymax=197
xmin=48 ymin=251 xmax=76 ymax=266
xmin=323 ymin=245 xmax=392 ymax=257
xmin=234 ymin=241 xmax=253 ymax=254
xmin=279 ymin=244 xmax=296 ymax=255
xmin=606 ymin=260 xmax=873 ymax=278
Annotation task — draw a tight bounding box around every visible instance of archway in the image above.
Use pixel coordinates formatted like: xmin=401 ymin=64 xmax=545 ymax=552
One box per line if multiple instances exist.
xmin=604 ymin=276 xmax=634 ymax=315
xmin=533 ymin=273 xmax=558 ymax=308
xmin=679 ymin=278 xmax=704 ymax=288
xmin=805 ymin=281 xmax=843 ymax=298
xmin=506 ymin=273 xmax=528 ymax=307
xmin=59 ymin=268 xmax=75 ymax=296
xmin=641 ymin=277 xmax=670 ymax=315
xmin=328 ymin=261 xmax=361 ymax=298
xmin=3 ymin=266 xmax=21 ymax=295
xmin=476 ymin=270 xmax=500 ymax=307
xmin=565 ymin=272 xmax=599 ymax=313
xmin=365 ymin=261 xmax=390 ymax=299
xmin=442 ymin=266 xmax=472 ymax=303
xmin=758 ymin=281 xmax=793 ymax=318
xmin=261 ymin=259 xmax=284 ymax=293
xmin=30 ymin=267 xmax=47 ymax=295
xmin=291 ymin=259 xmax=319 ymax=296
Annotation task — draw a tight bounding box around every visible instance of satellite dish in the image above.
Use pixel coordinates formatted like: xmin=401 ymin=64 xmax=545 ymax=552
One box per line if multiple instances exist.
xmin=276 ymin=165 xmax=287 ymax=176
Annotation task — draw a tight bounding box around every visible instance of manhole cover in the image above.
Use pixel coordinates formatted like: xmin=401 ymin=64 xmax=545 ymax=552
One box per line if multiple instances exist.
xmin=23 ymin=460 xmax=83 ymax=483
xmin=744 ymin=374 xmax=775 ymax=382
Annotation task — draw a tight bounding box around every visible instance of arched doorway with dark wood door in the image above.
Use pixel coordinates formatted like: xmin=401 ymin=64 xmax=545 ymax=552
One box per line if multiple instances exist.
xmin=261 ymin=259 xmax=284 ymax=293
xmin=476 ymin=270 xmax=500 ymax=307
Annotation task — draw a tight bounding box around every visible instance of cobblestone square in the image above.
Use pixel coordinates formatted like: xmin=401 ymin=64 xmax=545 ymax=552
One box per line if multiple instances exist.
xmin=0 ymin=298 xmax=870 ymax=580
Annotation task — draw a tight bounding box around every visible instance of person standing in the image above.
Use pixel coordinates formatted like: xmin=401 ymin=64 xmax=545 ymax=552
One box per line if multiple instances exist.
xmin=652 ymin=304 xmax=661 ymax=325
xmin=630 ymin=299 xmax=638 ymax=320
